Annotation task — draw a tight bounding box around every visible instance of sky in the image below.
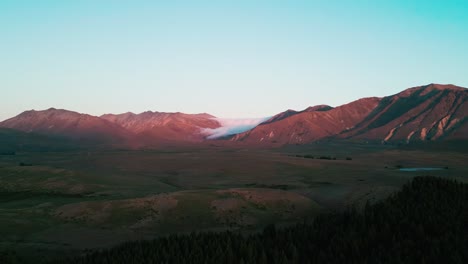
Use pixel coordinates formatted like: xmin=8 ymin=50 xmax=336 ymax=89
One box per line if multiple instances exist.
xmin=1 ymin=0 xmax=468 ymax=121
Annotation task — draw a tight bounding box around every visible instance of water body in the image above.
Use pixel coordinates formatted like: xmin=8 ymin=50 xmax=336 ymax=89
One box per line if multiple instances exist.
xmin=399 ymin=168 xmax=445 ymax=172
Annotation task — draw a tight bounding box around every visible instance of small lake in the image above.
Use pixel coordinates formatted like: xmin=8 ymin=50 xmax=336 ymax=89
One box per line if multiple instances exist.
xmin=399 ymin=168 xmax=445 ymax=172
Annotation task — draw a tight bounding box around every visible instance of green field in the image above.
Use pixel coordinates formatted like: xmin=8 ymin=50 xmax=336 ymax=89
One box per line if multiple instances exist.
xmin=0 ymin=142 xmax=467 ymax=260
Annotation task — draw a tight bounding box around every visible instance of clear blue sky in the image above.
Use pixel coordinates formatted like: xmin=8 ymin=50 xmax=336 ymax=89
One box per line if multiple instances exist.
xmin=1 ymin=0 xmax=467 ymax=121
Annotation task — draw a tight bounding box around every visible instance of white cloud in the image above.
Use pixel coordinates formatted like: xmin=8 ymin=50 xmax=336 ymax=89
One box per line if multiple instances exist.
xmin=202 ymin=117 xmax=270 ymax=139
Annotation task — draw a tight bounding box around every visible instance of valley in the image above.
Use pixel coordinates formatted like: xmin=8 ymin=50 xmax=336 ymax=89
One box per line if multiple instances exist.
xmin=0 ymin=142 xmax=466 ymax=261
xmin=0 ymin=83 xmax=467 ymax=262
xmin=3 ymin=1 xmax=468 ymax=261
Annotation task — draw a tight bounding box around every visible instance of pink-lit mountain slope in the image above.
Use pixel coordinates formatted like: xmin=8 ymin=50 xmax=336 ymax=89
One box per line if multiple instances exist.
xmin=231 ymin=84 xmax=467 ymax=145
xmin=100 ymin=111 xmax=221 ymax=143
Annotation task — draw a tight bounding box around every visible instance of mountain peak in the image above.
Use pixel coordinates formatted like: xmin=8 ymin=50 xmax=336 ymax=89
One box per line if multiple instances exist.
xmin=398 ymin=83 xmax=466 ymax=97
xmin=195 ymin=113 xmax=217 ymax=118
xmin=426 ymin=83 xmax=463 ymax=90
xmin=17 ymin=108 xmax=83 ymax=118
xmin=304 ymin=105 xmax=334 ymax=112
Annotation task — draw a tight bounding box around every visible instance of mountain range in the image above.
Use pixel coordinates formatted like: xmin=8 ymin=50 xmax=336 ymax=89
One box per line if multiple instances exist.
xmin=1 ymin=84 xmax=466 ymax=148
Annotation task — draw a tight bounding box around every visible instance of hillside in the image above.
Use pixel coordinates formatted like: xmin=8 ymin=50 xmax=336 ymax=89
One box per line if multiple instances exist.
xmin=232 ymin=84 xmax=467 ymax=145
xmin=0 ymin=109 xmax=222 ymax=146
xmin=0 ymin=108 xmax=136 ymax=146
xmin=100 ymin=111 xmax=221 ymax=143
xmin=339 ymin=84 xmax=468 ymax=142
xmin=231 ymin=97 xmax=381 ymax=144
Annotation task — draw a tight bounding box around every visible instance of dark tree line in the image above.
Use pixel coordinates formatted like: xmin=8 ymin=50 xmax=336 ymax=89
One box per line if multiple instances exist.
xmin=2 ymin=176 xmax=467 ymax=264
xmin=293 ymin=154 xmax=342 ymax=160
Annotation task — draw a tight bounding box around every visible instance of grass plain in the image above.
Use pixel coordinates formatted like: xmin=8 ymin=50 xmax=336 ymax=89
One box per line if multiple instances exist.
xmin=0 ymin=141 xmax=466 ymax=260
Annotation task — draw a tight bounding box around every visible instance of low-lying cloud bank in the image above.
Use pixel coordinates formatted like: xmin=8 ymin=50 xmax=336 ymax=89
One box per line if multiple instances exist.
xmin=202 ymin=117 xmax=270 ymax=139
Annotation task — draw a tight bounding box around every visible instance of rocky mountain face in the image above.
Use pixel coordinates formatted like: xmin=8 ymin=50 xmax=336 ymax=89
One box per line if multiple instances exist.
xmin=338 ymin=84 xmax=467 ymax=142
xmin=231 ymin=84 xmax=467 ymax=145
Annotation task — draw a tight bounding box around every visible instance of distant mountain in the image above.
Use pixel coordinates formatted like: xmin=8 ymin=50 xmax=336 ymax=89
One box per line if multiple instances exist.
xmin=100 ymin=111 xmax=221 ymax=143
xmin=231 ymin=84 xmax=467 ymax=145
xmin=261 ymin=105 xmax=334 ymax=125
xmin=231 ymin=97 xmax=380 ymax=144
xmin=303 ymin=105 xmax=334 ymax=112
xmin=1 ymin=84 xmax=466 ymax=147
xmin=0 ymin=108 xmax=136 ymax=145
xmin=0 ymin=109 xmax=222 ymax=146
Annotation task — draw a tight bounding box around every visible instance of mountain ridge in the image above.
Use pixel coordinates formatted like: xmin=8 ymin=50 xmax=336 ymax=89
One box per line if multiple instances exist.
xmin=231 ymin=84 xmax=467 ymax=145
xmin=1 ymin=84 xmax=466 ymax=146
